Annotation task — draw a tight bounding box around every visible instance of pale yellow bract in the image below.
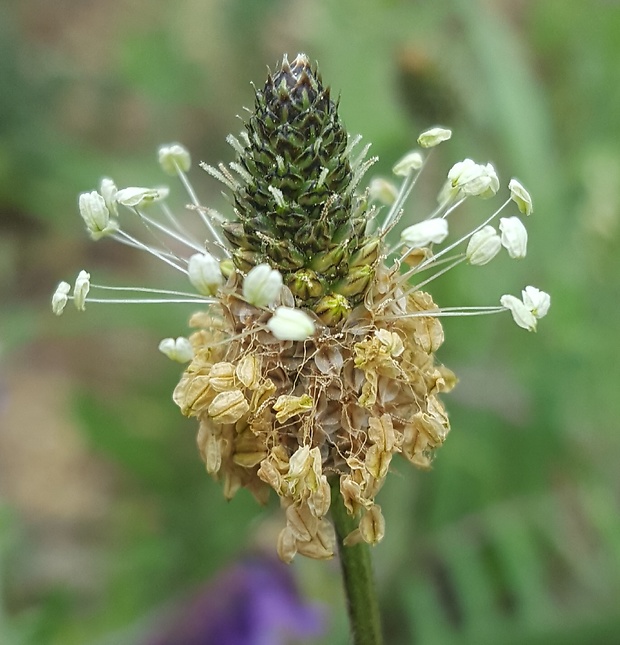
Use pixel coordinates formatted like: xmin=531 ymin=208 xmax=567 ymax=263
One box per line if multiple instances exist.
xmin=172 ymin=264 xmax=455 ymax=562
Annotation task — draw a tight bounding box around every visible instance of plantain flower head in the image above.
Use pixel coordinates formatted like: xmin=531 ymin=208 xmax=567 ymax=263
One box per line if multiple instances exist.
xmin=52 ymin=54 xmax=549 ymax=562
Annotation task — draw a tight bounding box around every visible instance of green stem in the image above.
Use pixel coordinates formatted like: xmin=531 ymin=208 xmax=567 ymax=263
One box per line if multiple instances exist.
xmin=329 ymin=477 xmax=384 ymax=645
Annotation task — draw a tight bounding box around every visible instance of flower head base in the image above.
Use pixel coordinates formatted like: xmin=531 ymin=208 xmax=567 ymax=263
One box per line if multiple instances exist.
xmin=173 ymin=266 xmax=454 ymax=562
xmin=53 ymin=54 xmax=549 ymax=561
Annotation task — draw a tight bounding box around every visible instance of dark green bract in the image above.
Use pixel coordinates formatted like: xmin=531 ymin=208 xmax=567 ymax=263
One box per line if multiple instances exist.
xmin=221 ymin=54 xmax=379 ymax=322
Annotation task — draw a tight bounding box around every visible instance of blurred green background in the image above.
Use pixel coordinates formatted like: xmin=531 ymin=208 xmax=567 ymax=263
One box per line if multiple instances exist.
xmin=2 ymin=0 xmax=620 ymax=643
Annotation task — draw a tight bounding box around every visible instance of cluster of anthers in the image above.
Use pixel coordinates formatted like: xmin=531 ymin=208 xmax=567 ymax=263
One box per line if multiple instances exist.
xmin=52 ymin=57 xmax=549 ymax=563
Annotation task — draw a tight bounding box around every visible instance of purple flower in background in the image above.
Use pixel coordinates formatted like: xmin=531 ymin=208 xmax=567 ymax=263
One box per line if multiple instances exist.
xmin=144 ymin=555 xmax=325 ymax=645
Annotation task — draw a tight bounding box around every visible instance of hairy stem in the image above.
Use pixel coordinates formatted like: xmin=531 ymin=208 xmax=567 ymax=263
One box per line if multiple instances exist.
xmin=329 ymin=477 xmax=384 ymax=645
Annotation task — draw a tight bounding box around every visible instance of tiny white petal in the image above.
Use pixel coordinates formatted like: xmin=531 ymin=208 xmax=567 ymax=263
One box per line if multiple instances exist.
xmin=243 ymin=264 xmax=283 ymax=307
xmin=401 ymin=218 xmax=449 ymax=248
xmin=158 ymin=337 xmax=194 ymax=362
xmin=521 ymin=286 xmax=550 ymax=319
xmin=392 ymin=151 xmax=424 ymax=176
xmin=79 ymin=191 xmax=119 ymax=240
xmin=73 ymin=270 xmax=91 ymax=311
xmin=500 ymin=294 xmax=538 ymax=332
xmin=368 ymin=178 xmax=398 ymax=205
xmin=188 ymin=252 xmax=224 ymax=296
xmin=499 ymin=216 xmax=528 ymax=259
xmin=509 ymin=178 xmax=533 ymax=216
xmin=267 ymin=307 xmax=315 ymax=341
xmin=100 ymin=178 xmax=118 ymax=217
xmin=158 ymin=144 xmax=191 ymax=175
xmin=116 ymin=186 xmax=170 ymax=208
xmin=466 ymin=225 xmax=502 ymax=265
xmin=51 ymin=281 xmax=71 ymax=316
xmin=417 ymin=127 xmax=452 ymax=148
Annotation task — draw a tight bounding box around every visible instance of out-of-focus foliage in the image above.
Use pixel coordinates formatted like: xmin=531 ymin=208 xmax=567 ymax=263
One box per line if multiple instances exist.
xmin=1 ymin=1 xmax=620 ymax=644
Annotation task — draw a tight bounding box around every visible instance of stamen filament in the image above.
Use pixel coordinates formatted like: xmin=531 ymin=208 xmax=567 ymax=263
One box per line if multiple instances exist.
xmin=399 ymin=256 xmax=464 ymax=300
xmin=113 ymin=230 xmax=188 ymax=274
xmin=111 ymin=234 xmax=189 ymax=263
xmin=414 ymin=198 xmax=511 ymax=275
xmin=395 ymin=253 xmax=464 ymax=285
xmin=176 ymin=161 xmax=230 ymax=255
xmin=136 ymin=208 xmax=206 ymax=255
xmin=159 ymin=201 xmax=202 ymax=247
xmin=384 ymin=306 xmax=505 ymax=320
xmin=91 ymin=284 xmax=217 ymax=301
xmin=380 ymin=153 xmax=431 ymax=234
xmin=425 ymin=195 xmax=466 ymax=221
xmin=70 ymin=297 xmax=214 ymax=305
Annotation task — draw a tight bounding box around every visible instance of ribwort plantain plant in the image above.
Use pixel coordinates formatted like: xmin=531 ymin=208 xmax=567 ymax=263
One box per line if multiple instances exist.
xmin=52 ymin=54 xmax=549 ymax=645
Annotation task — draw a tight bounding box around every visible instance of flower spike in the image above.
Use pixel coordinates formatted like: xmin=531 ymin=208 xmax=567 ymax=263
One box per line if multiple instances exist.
xmin=52 ymin=54 xmax=548 ymax=563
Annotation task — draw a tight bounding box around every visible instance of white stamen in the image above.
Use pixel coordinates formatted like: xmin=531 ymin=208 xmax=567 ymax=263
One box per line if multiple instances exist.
xmin=100 ymin=178 xmax=118 ymax=217
xmin=499 ymin=216 xmax=528 ymax=259
xmin=509 ymin=178 xmax=533 ymax=216
xmin=158 ymin=337 xmax=194 ymax=362
xmin=369 ymin=178 xmax=398 ymax=205
xmin=267 ymin=307 xmax=315 ymax=341
xmin=466 ymin=225 xmax=502 ymax=266
xmin=116 ymin=186 xmax=170 ymax=208
xmin=158 ymin=144 xmax=191 ymax=175
xmin=522 ymin=286 xmax=550 ymax=319
xmin=401 ymin=218 xmax=449 ymax=248
xmin=52 ymin=281 xmax=71 ymax=316
xmin=417 ymin=127 xmax=452 ymax=148
xmin=188 ymin=253 xmax=224 ymax=296
xmin=243 ymin=264 xmax=283 ymax=308
xmin=73 ymin=270 xmax=91 ymax=311
xmin=79 ymin=191 xmax=119 ymax=240
xmin=393 ymin=151 xmax=424 ymax=176
xmin=447 ymin=159 xmax=500 ymax=200
xmin=500 ymin=294 xmax=538 ymax=331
